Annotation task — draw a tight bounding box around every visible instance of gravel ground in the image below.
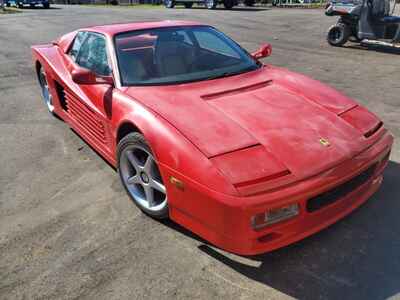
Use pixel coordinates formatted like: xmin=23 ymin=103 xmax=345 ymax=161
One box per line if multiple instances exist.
xmin=0 ymin=4 xmax=399 ymax=300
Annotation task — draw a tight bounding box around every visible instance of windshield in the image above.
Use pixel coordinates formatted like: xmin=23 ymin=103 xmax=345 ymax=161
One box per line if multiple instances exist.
xmin=114 ymin=26 xmax=260 ymax=86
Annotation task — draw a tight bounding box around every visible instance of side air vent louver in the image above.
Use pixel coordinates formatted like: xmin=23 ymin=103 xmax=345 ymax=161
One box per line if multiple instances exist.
xmin=64 ymin=89 xmax=107 ymax=144
xmin=55 ymin=81 xmax=68 ymax=112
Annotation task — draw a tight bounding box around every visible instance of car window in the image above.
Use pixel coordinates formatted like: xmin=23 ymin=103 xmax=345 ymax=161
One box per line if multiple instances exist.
xmin=75 ymin=32 xmax=111 ymax=76
xmin=192 ymin=29 xmax=239 ymax=58
xmin=69 ymin=31 xmax=88 ymax=62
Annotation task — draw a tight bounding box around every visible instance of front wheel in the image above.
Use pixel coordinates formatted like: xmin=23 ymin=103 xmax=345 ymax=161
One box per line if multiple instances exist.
xmin=327 ymin=23 xmax=350 ymax=47
xmin=164 ymin=0 xmax=175 ymax=8
xmin=43 ymin=2 xmax=50 ymax=8
xmin=118 ymin=133 xmax=169 ymax=219
xmin=205 ymin=0 xmax=217 ymax=9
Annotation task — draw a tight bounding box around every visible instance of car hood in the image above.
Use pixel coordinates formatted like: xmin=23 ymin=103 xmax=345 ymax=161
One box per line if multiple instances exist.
xmin=124 ymin=66 xmax=378 ymax=180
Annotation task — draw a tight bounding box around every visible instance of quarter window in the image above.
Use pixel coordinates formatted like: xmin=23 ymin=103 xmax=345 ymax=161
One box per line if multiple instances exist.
xmin=70 ymin=32 xmax=111 ymax=76
xmin=69 ymin=31 xmax=88 ymax=62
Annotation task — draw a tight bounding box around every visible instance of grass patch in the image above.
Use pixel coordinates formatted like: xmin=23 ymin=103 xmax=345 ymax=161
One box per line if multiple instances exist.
xmin=0 ymin=7 xmax=22 ymax=14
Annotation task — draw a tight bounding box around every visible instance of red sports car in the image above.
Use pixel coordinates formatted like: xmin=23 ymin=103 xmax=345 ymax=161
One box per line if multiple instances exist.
xmin=31 ymin=21 xmax=393 ymax=255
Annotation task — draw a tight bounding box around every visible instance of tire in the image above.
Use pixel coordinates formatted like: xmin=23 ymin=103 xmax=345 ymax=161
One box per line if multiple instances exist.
xmin=6 ymin=2 xmax=11 ymax=7
xmin=164 ymin=0 xmax=175 ymax=8
xmin=244 ymin=0 xmax=254 ymax=6
xmin=184 ymin=2 xmax=193 ymax=7
xmin=223 ymin=0 xmax=234 ymax=8
xmin=327 ymin=23 xmax=351 ymax=47
xmin=118 ymin=132 xmax=169 ymax=219
xmin=205 ymin=0 xmax=217 ymax=9
xmin=43 ymin=2 xmax=50 ymax=8
xmin=18 ymin=3 xmax=23 ymax=8
xmin=38 ymin=66 xmax=55 ymax=115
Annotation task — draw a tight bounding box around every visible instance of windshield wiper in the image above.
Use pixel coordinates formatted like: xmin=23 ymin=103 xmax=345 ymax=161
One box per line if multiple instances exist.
xmin=203 ymin=66 xmax=259 ymax=81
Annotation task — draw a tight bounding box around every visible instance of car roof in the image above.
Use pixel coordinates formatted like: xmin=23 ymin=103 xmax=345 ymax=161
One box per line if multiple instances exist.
xmin=83 ymin=20 xmax=204 ymax=36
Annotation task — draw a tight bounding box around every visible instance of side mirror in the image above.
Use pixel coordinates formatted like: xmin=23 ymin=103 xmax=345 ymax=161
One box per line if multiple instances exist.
xmin=251 ymin=43 xmax=272 ymax=60
xmin=71 ymin=66 xmax=114 ymax=86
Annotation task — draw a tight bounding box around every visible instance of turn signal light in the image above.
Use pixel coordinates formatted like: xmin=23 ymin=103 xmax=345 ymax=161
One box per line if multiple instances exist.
xmin=251 ymin=203 xmax=299 ymax=229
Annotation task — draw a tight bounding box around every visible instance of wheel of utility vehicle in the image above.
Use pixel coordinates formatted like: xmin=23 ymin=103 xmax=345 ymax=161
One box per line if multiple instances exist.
xmin=184 ymin=2 xmax=193 ymax=7
xmin=38 ymin=66 xmax=55 ymax=114
xmin=6 ymin=2 xmax=11 ymax=7
xmin=118 ymin=132 xmax=169 ymax=219
xmin=18 ymin=2 xmax=23 ymax=8
xmin=205 ymin=0 xmax=217 ymax=9
xmin=223 ymin=0 xmax=234 ymax=8
xmin=43 ymin=2 xmax=49 ymax=8
xmin=327 ymin=23 xmax=350 ymax=46
xmin=164 ymin=0 xmax=175 ymax=8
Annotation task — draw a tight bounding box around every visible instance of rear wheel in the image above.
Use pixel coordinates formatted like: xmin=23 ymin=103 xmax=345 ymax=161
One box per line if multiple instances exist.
xmin=223 ymin=0 xmax=234 ymax=8
xmin=205 ymin=0 xmax=217 ymax=9
xmin=327 ymin=23 xmax=350 ymax=46
xmin=184 ymin=2 xmax=193 ymax=7
xmin=38 ymin=66 xmax=55 ymax=114
xmin=164 ymin=0 xmax=175 ymax=8
xmin=118 ymin=133 xmax=169 ymax=219
xmin=43 ymin=2 xmax=49 ymax=8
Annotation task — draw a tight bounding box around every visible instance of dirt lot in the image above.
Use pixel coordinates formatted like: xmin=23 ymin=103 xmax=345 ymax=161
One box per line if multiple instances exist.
xmin=0 ymin=4 xmax=399 ymax=300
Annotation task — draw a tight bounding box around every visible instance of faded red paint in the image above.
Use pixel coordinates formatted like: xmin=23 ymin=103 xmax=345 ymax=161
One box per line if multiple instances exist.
xmin=31 ymin=21 xmax=393 ymax=255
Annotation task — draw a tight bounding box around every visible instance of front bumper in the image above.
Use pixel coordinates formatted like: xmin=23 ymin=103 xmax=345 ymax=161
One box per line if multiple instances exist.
xmin=166 ymin=131 xmax=393 ymax=255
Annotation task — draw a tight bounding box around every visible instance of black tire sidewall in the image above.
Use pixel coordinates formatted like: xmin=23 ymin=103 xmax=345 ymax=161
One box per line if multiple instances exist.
xmin=117 ymin=132 xmax=169 ymax=219
xmin=223 ymin=0 xmax=233 ymax=8
xmin=327 ymin=23 xmax=350 ymax=46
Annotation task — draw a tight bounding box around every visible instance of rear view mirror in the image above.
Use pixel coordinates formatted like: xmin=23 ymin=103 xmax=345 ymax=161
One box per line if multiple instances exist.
xmin=71 ymin=66 xmax=113 ymax=86
xmin=251 ymin=43 xmax=272 ymax=60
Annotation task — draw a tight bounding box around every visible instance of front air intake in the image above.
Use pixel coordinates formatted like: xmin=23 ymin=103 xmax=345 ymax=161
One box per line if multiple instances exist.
xmin=306 ymin=164 xmax=377 ymax=213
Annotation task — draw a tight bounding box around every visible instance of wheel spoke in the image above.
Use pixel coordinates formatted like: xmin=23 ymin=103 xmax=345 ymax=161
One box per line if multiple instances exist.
xmin=143 ymin=155 xmax=153 ymax=174
xmin=150 ymin=179 xmax=166 ymax=194
xmin=126 ymin=151 xmax=142 ymax=172
xmin=144 ymin=186 xmax=155 ymax=207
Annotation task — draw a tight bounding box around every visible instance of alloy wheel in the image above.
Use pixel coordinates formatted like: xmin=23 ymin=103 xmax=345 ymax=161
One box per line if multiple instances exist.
xmin=119 ymin=145 xmax=167 ymax=213
xmin=39 ymin=68 xmax=54 ymax=113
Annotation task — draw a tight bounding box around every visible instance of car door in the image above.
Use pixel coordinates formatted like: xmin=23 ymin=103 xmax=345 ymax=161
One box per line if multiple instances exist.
xmin=64 ymin=31 xmax=114 ymax=157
